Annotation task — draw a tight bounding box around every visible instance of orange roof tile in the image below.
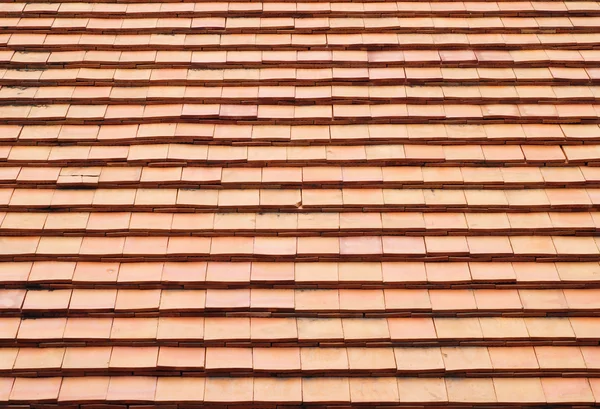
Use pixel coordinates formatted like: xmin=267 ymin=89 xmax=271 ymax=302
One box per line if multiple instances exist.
xmin=1 ymin=0 xmax=600 ymax=406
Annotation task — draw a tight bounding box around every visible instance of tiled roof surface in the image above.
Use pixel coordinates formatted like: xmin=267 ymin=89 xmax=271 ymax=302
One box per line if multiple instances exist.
xmin=1 ymin=0 xmax=600 ymax=407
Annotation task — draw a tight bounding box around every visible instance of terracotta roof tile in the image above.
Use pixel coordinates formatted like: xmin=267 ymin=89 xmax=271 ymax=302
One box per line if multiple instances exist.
xmin=2 ymin=0 xmax=600 ymax=405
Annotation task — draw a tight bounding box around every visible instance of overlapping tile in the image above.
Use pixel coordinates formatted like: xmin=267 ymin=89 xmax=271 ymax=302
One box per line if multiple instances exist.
xmin=0 ymin=376 xmax=597 ymax=405
xmin=2 ymin=123 xmax=599 ymax=144
xmin=7 ymin=85 xmax=600 ymax=104
xmin=1 ymin=287 xmax=600 ymax=317
xmin=3 ymin=16 xmax=600 ymax=35
xmin=1 ymin=187 xmax=599 ymax=212
xmin=2 ymin=166 xmax=600 ymax=189
xmin=3 ymin=33 xmax=600 ymax=52
xmin=0 ymin=345 xmax=599 ymax=377
xmin=4 ymin=2 xmax=600 ymax=18
xmin=4 ymin=51 xmax=600 ymax=69
xmin=2 ymin=210 xmax=600 ymax=234
xmin=3 ymin=103 xmax=600 ymax=125
xmin=0 ymin=234 xmax=600 ymax=262
xmin=2 ymin=67 xmax=600 ymax=87
xmin=0 ymin=144 xmax=598 ymax=166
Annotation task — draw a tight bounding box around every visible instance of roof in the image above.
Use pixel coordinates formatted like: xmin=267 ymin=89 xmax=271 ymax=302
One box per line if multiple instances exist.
xmin=0 ymin=0 xmax=600 ymax=406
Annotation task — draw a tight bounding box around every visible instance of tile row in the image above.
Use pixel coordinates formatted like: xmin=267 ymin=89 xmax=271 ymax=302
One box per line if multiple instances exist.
xmin=4 ymin=33 xmax=600 ymax=51
xmin=8 ymin=166 xmax=598 ymax=189
xmin=0 ymin=261 xmax=597 ymax=288
xmin=1 ymin=316 xmax=599 ymax=346
xmin=1 ymin=235 xmax=600 ymax=261
xmin=0 ymin=145 xmax=593 ymax=166
xmin=0 ymin=376 xmax=598 ymax=405
xmin=6 ymin=1 xmax=599 ymax=17
xmin=3 ymin=67 xmax=599 ymax=86
xmin=2 ymin=17 xmax=599 ymax=34
xmin=0 ymin=188 xmax=598 ymax=211
xmin=2 ymin=211 xmax=600 ymax=236
xmin=1 ymin=123 xmax=596 ymax=144
xmin=4 ymin=103 xmax=600 ymax=124
xmin=7 ymin=85 xmax=600 ymax=104
xmin=1 ymin=288 xmax=599 ymax=316
xmin=0 ymin=146 xmax=600 ymax=168
xmin=1 ymin=346 xmax=600 ymax=377
xmin=6 ymin=49 xmax=600 ymax=69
